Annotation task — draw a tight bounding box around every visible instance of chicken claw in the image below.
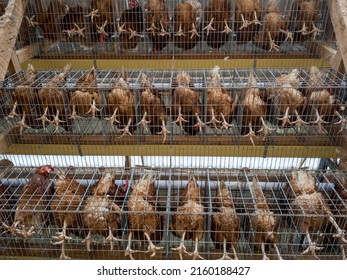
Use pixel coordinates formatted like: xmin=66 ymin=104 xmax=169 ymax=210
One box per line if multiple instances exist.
xmin=311 ymin=107 xmax=328 ymax=133
xmin=251 ymin=11 xmax=262 ymax=26
xmin=257 ymin=117 xmax=274 ymax=141
xmin=156 ymin=120 xmax=170 ymax=143
xmin=222 ymin=19 xmax=233 ymax=34
xmin=173 ymin=106 xmax=188 ymax=131
xmin=119 ymin=118 xmax=133 ymax=138
xmin=15 ymin=112 xmax=31 ymax=135
xmin=136 ymin=112 xmax=151 ymax=132
xmin=334 ymin=110 xmax=347 ymax=133
xmin=301 ymin=229 xmax=324 ymax=259
xmin=206 ymin=108 xmax=221 ymax=129
xmin=50 ymin=109 xmax=66 ymax=133
xmin=310 ymin=22 xmax=323 ymax=41
xmin=189 ymin=23 xmax=200 ymax=39
xmin=172 ymin=231 xmax=189 ymax=260
xmin=261 ymin=242 xmax=270 ymax=260
xmin=220 ymin=113 xmax=233 ymax=129
xmin=125 ymin=231 xmax=140 ymax=260
xmin=128 ymin=28 xmax=140 ymax=40
xmin=105 ymin=108 xmax=121 ymax=126
xmin=37 ymin=107 xmax=50 ymax=128
xmin=243 ymin=122 xmax=257 ymax=146
xmin=158 ymin=21 xmax=169 ymax=36
xmin=7 ymin=101 xmax=19 ymax=118
xmin=187 ymin=237 xmax=205 ymax=260
xmin=85 ymin=99 xmax=100 ymax=118
xmin=144 ymin=232 xmax=163 ymax=258
xmin=194 ymin=113 xmax=206 ymax=133
xmin=82 ymin=231 xmax=93 ymax=252
xmin=277 ymin=107 xmax=292 ymax=128
xmin=174 ymin=23 xmax=186 ymax=37
xmin=239 ymin=14 xmax=251 ymax=30
xmin=280 ymin=29 xmax=294 ymax=44
xmin=291 ymin=110 xmax=308 ymax=132
xmin=105 ymin=227 xmax=121 ymax=251
xmin=268 ymin=31 xmax=281 ymax=52
xmin=204 ymin=18 xmax=215 ymax=36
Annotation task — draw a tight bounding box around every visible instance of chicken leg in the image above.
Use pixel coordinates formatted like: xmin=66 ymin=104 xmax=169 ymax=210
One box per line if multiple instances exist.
xmin=173 ymin=106 xmax=188 ymax=131
xmin=156 ymin=119 xmax=170 ymax=143
xmin=37 ymin=107 xmax=50 ymax=128
xmin=261 ymin=242 xmax=269 ymax=260
xmin=82 ymin=230 xmax=93 ymax=252
xmin=144 ymin=232 xmax=163 ymax=258
xmin=194 ymin=113 xmax=206 ymax=133
xmin=136 ymin=112 xmax=150 ymax=132
xmin=52 ymin=219 xmax=72 ymax=260
xmin=119 ymin=118 xmax=133 ymax=138
xmin=105 ymin=108 xmax=121 ymax=126
xmin=188 ymin=236 xmax=205 ymax=260
xmin=218 ymin=237 xmax=235 ymax=260
xmin=85 ymin=99 xmax=100 ymax=118
xmin=220 ymin=113 xmax=233 ymax=129
xmin=206 ymin=108 xmax=221 ymax=129
xmin=50 ymin=109 xmax=66 ymax=133
xmin=7 ymin=101 xmax=19 ymax=118
xmin=301 ymin=228 xmax=324 ymax=259
xmin=204 ymin=18 xmax=215 ymax=36
xmin=172 ymin=231 xmax=189 ymax=260
xmin=105 ymin=226 xmax=121 ymax=251
xmin=125 ymin=231 xmax=139 ymax=260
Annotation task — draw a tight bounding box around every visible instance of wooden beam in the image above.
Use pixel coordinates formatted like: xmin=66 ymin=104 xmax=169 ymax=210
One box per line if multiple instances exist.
xmin=0 ymin=0 xmax=26 ymax=80
xmin=328 ymin=0 xmax=347 ymax=71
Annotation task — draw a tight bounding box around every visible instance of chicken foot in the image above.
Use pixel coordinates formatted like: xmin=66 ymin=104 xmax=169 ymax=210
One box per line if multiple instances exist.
xmin=301 ymin=229 xmax=324 ymax=259
xmin=261 ymin=242 xmax=269 ymax=260
xmin=172 ymin=231 xmax=189 ymax=260
xmin=328 ymin=216 xmax=347 ymax=244
xmin=50 ymin=109 xmax=66 ymax=133
xmin=174 ymin=23 xmax=186 ymax=37
xmin=189 ymin=23 xmax=200 ymax=39
xmin=82 ymin=231 xmax=93 ymax=252
xmin=220 ymin=113 xmax=233 ymax=129
xmin=105 ymin=227 xmax=121 ymax=251
xmin=334 ymin=111 xmax=346 ymax=134
xmin=204 ymin=18 xmax=215 ymax=36
xmin=144 ymin=232 xmax=163 ymax=258
xmin=173 ymin=106 xmax=188 ymax=131
xmin=125 ymin=231 xmax=140 ymax=260
xmin=136 ymin=112 xmax=150 ymax=132
xmin=52 ymin=220 xmax=72 ymax=260
xmin=257 ymin=117 xmax=274 ymax=141
xmin=239 ymin=14 xmax=251 ymax=30
xmin=206 ymin=108 xmax=221 ymax=129
xmin=119 ymin=118 xmax=133 ymax=138
xmin=278 ymin=107 xmax=292 ymax=128
xmin=156 ymin=120 xmax=170 ymax=143
xmin=105 ymin=108 xmax=121 ymax=126
xmin=15 ymin=112 xmax=31 ymax=135
xmin=188 ymin=237 xmax=205 ymax=260
xmin=218 ymin=237 xmax=237 ymax=260
xmin=85 ymin=99 xmax=100 ymax=118
xmin=243 ymin=122 xmax=257 ymax=146
xmin=194 ymin=113 xmax=206 ymax=133
xmin=7 ymin=101 xmax=19 ymax=118
xmin=37 ymin=107 xmax=50 ymax=128
xmin=291 ymin=110 xmax=308 ymax=132
xmin=267 ymin=31 xmax=280 ymax=52
xmin=311 ymin=107 xmax=328 ymax=133
xmin=222 ymin=19 xmax=232 ymax=34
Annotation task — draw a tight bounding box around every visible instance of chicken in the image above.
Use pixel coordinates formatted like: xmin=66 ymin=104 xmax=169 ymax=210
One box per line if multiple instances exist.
xmin=50 ymin=168 xmax=87 ymax=259
xmin=125 ymin=174 xmax=164 ymax=260
xmin=2 ymin=165 xmax=54 ymax=239
xmin=268 ymin=69 xmax=306 ymax=129
xmin=172 ymin=71 xmax=203 ymax=135
xmin=234 ymin=0 xmax=262 ymax=44
xmin=173 ymin=0 xmax=201 ymax=50
xmin=206 ymin=66 xmax=236 ymax=130
xmin=36 ymin=0 xmax=70 ymax=41
xmin=295 ymin=0 xmax=320 ymax=41
xmin=145 ymin=0 xmax=170 ymax=53
xmin=241 ymin=70 xmax=267 ymax=144
xmin=10 ymin=64 xmax=40 ymax=128
xmin=118 ymin=1 xmax=144 ymax=50
xmin=305 ymin=66 xmax=341 ymax=132
xmin=37 ymin=64 xmax=71 ymax=133
xmin=70 ymin=67 xmax=102 ymax=119
xmin=203 ymin=0 xmax=232 ymax=50
xmin=255 ymin=1 xmax=290 ymax=51
xmin=90 ymin=0 xmax=113 ymax=42
xmin=139 ymin=73 xmax=169 ymax=143
xmin=82 ymin=172 xmax=122 ymax=252
xmin=171 ymin=175 xmax=205 ymax=260
xmin=250 ymin=178 xmax=282 ymax=260
xmin=211 ymin=180 xmax=240 ymax=260
xmin=289 ymin=170 xmax=347 ymax=259
xmin=106 ymin=72 xmax=136 ymax=137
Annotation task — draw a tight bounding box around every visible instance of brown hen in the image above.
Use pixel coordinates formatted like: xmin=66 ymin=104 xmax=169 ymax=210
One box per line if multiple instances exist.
xmin=211 ymin=180 xmax=240 ymax=260
xmin=145 ymin=0 xmax=170 ymax=53
xmin=70 ymin=67 xmax=102 ymax=119
xmin=174 ymin=0 xmax=201 ymax=50
xmin=50 ymin=168 xmax=86 ymax=259
xmin=2 ymin=165 xmax=54 ymax=239
xmin=10 ymin=64 xmax=40 ymax=128
xmin=125 ymin=174 xmax=164 ymax=260
xmin=38 ymin=64 xmax=71 ymax=133
xmin=172 ymin=71 xmax=203 ymax=135
xmin=295 ymin=0 xmax=320 ymax=41
xmin=139 ymin=73 xmax=169 ymax=143
xmin=203 ymin=0 xmax=232 ymax=50
xmin=250 ymin=178 xmax=282 ymax=260
xmin=171 ymin=175 xmax=205 ymax=260
xmin=234 ymin=0 xmax=262 ymax=43
xmin=106 ymin=73 xmax=136 ymax=137
xmin=242 ymin=70 xmax=268 ymax=143
xmin=207 ymin=66 xmax=235 ymax=130
xmin=290 ymin=170 xmax=347 ymax=259
xmin=83 ymin=172 xmax=122 ymax=252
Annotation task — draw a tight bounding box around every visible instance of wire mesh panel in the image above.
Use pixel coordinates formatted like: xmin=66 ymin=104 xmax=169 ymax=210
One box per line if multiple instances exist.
xmin=0 ymin=66 xmax=346 ymax=160
xmin=15 ymin=0 xmax=333 ymax=59
xmin=1 ymin=166 xmax=346 ymax=260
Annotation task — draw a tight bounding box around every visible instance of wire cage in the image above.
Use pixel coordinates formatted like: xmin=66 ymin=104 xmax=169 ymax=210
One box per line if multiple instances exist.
xmin=14 ymin=0 xmax=334 ymax=60
xmin=0 ymin=66 xmax=346 ymax=160
xmin=0 ymin=165 xmax=346 ymax=260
